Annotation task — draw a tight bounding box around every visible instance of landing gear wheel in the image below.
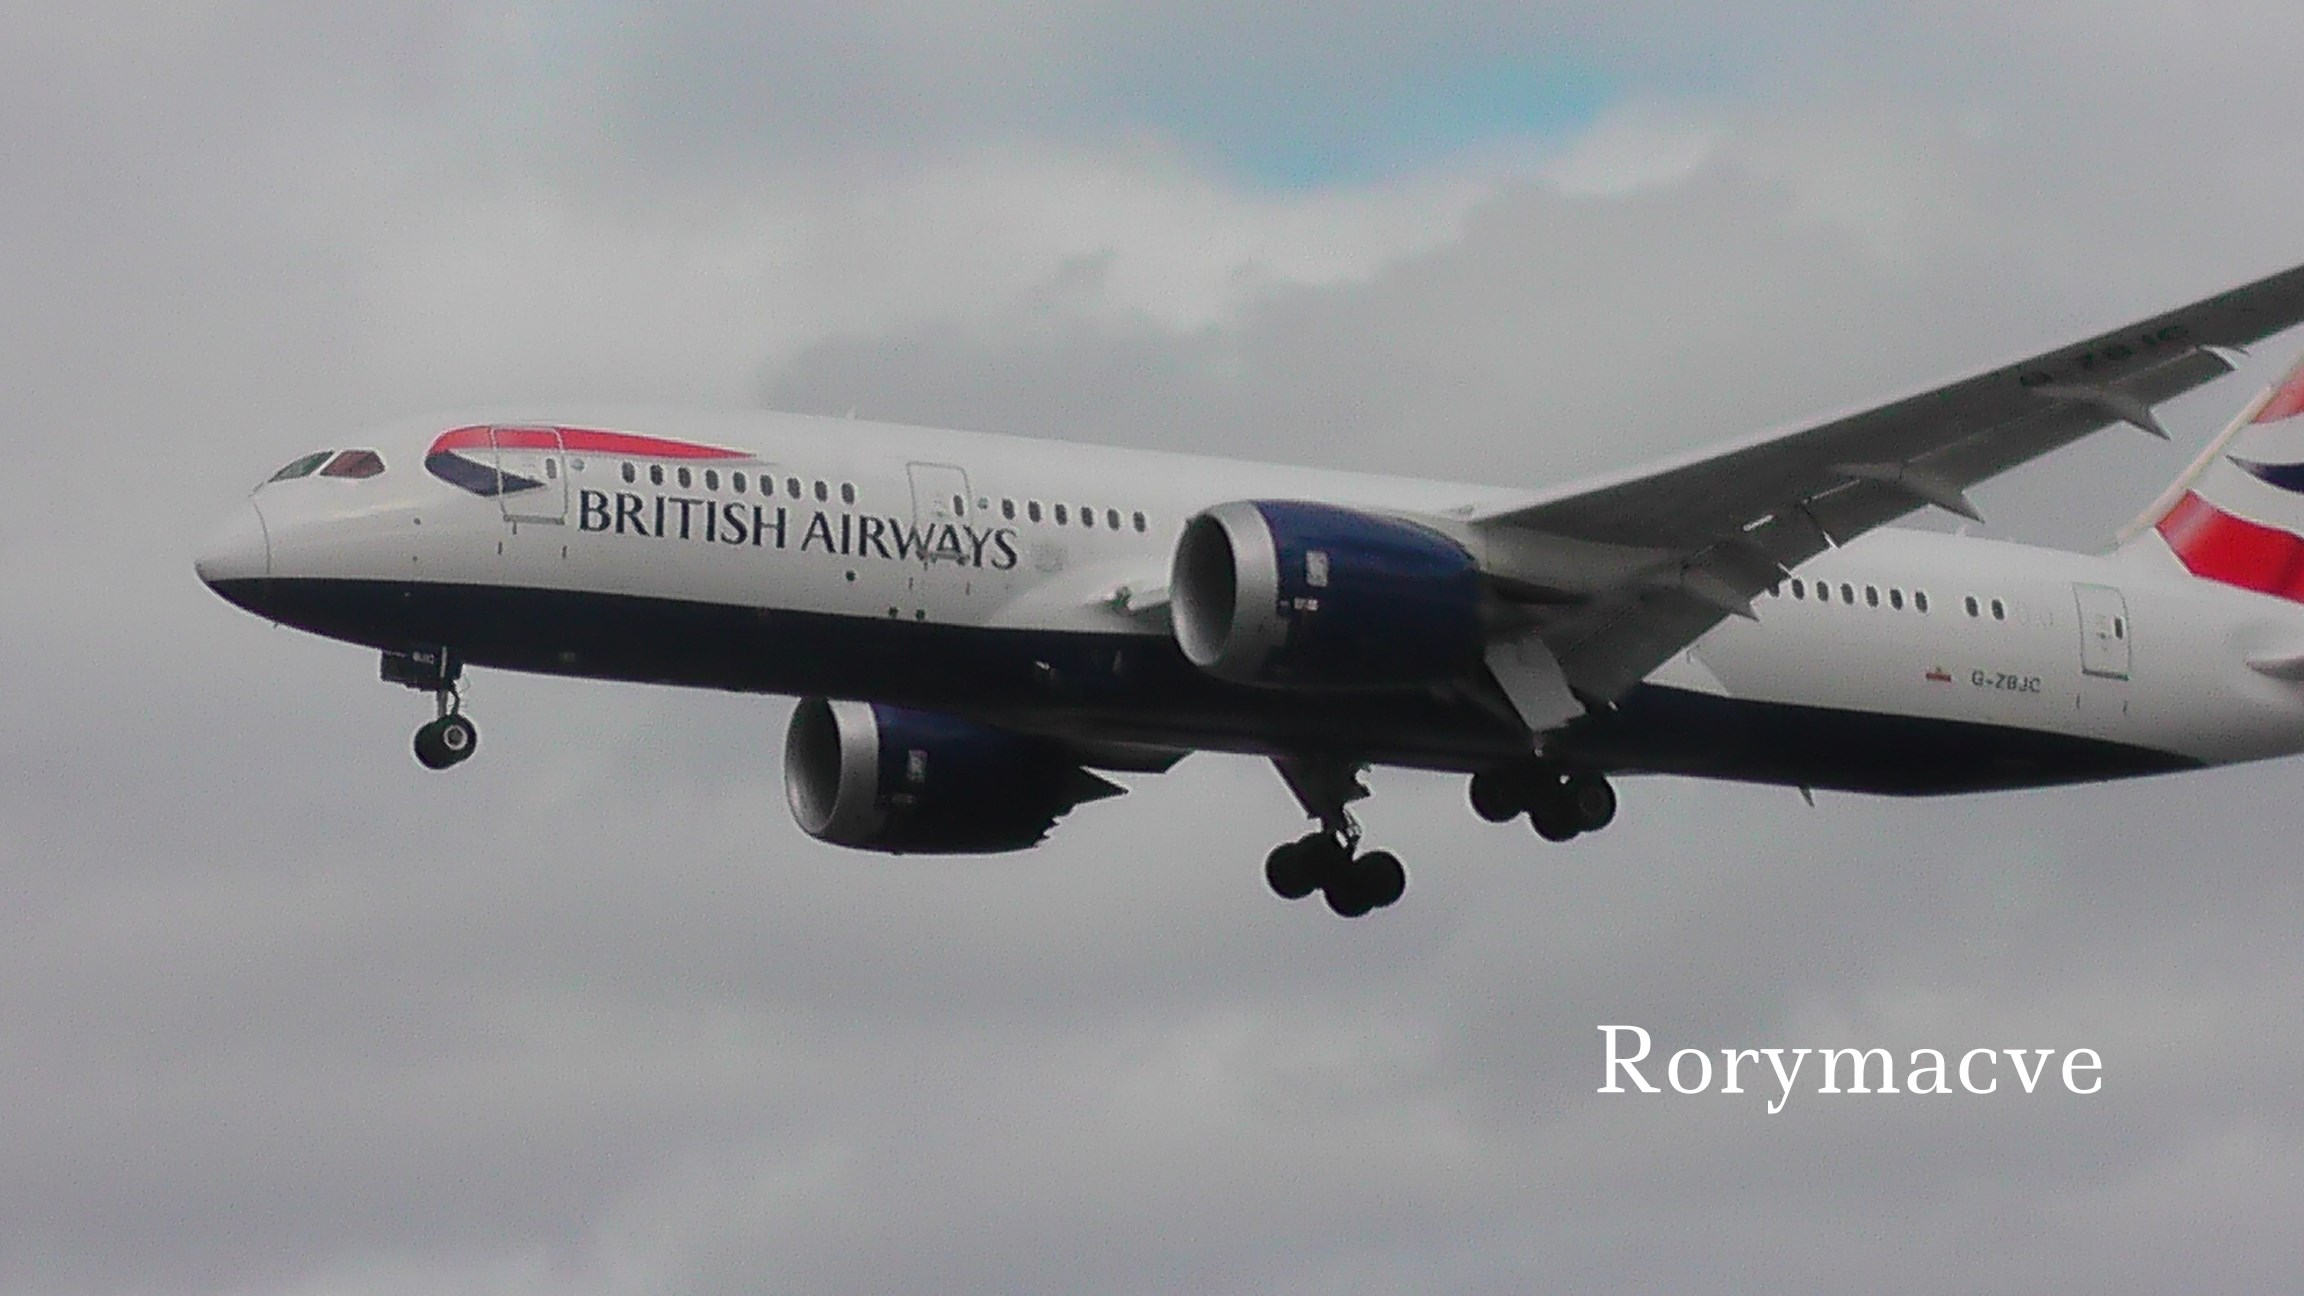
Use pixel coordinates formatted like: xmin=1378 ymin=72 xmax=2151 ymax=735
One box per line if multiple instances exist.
xmin=1264 ymin=836 xmax=1330 ymax=901
xmin=1564 ymin=773 xmax=1617 ymax=832
xmin=1322 ymin=849 xmax=1408 ymax=917
xmin=1528 ymin=783 xmax=1581 ymax=841
xmin=413 ymin=713 xmax=479 ymax=770
xmin=1323 ymin=873 xmax=1377 ymax=919
xmin=1468 ymin=768 xmax=1522 ymax=823
xmin=1356 ymin=850 xmax=1407 ymax=910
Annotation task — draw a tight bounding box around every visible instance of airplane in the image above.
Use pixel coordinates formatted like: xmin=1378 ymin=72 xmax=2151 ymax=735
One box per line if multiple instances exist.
xmin=197 ymin=261 xmax=2304 ymax=917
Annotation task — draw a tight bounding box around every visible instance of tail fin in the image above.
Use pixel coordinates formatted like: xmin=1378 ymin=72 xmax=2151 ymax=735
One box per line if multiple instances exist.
xmin=2122 ymin=350 xmax=2304 ymax=603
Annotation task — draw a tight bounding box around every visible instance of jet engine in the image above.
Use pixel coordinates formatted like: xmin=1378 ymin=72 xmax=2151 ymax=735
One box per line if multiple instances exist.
xmin=1169 ymin=500 xmax=1484 ymax=689
xmin=783 ymin=698 xmax=1124 ymax=854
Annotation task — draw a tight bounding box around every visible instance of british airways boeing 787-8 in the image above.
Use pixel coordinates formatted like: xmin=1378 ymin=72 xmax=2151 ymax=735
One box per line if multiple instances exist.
xmin=197 ymin=262 xmax=2304 ymax=916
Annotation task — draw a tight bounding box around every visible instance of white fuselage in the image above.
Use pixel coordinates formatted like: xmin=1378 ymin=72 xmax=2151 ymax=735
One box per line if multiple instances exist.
xmin=197 ymin=408 xmax=2304 ymax=792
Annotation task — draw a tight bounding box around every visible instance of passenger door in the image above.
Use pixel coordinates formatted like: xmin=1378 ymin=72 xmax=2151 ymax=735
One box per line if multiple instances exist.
xmin=2073 ymin=583 xmax=2131 ymax=680
xmin=491 ymin=426 xmax=568 ymax=526
xmin=905 ymin=462 xmax=976 ymax=616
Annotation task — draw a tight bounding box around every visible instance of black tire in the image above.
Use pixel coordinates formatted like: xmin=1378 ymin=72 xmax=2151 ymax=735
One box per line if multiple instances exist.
xmin=1324 ymin=873 xmax=1377 ymax=918
xmin=413 ymin=715 xmax=479 ymax=771
xmin=1357 ymin=850 xmax=1407 ymax=909
xmin=413 ymin=720 xmax=453 ymax=770
xmin=1264 ymin=839 xmax=1321 ymax=900
xmin=1468 ymin=769 xmax=1521 ymax=823
xmin=1565 ymin=773 xmax=1616 ymax=832
xmin=1529 ymin=788 xmax=1580 ymax=842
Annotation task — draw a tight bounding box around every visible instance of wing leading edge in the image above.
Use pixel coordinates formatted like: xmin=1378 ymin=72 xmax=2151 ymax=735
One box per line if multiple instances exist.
xmin=1469 ymin=260 xmax=2304 ymax=711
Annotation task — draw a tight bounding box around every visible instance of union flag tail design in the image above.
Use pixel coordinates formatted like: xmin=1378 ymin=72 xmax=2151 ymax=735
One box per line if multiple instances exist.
xmin=2129 ymin=352 xmax=2304 ymax=603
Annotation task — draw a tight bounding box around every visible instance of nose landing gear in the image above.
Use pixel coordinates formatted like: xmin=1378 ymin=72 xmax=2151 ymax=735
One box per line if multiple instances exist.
xmin=413 ymin=707 xmax=479 ymax=771
xmin=383 ymin=648 xmax=479 ymax=771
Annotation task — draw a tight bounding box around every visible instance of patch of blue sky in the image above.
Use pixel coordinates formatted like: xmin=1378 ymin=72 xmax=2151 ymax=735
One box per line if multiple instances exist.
xmin=1132 ymin=57 xmax=1619 ymax=189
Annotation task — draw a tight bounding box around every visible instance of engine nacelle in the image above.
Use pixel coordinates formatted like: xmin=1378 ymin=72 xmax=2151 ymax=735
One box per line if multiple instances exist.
xmin=1170 ymin=500 xmax=1484 ymax=689
xmin=783 ymin=698 xmax=1122 ymax=854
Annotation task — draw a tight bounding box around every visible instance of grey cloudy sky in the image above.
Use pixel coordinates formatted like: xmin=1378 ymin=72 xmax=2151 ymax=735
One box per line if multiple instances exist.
xmin=6 ymin=4 xmax=2304 ymax=1292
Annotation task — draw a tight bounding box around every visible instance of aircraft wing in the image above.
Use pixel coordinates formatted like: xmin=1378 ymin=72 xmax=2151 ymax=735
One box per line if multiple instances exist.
xmin=1470 ymin=259 xmax=2304 ymax=706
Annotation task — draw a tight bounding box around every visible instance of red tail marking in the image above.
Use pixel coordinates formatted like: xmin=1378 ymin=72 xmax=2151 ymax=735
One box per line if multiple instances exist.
xmin=2156 ymin=491 xmax=2304 ymax=602
xmin=2256 ymin=363 xmax=2304 ymax=424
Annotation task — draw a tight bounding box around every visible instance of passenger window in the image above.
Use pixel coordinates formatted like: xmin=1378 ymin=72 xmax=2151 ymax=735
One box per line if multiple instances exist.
xmin=2114 ymin=617 xmax=2125 ymax=639
xmin=568 ymin=456 xmax=585 ymax=473
xmin=678 ymin=467 xmax=693 ymax=489
xmin=733 ymin=471 xmax=747 ymax=494
xmin=1082 ymin=508 xmax=1096 ymax=529
xmin=1133 ymin=511 xmax=1148 ymax=533
xmin=842 ymin=483 xmax=856 ymax=505
xmin=545 ymin=458 xmax=559 ymax=480
xmin=268 ymin=451 xmax=334 ymax=482
xmin=704 ymin=469 xmax=719 ymax=491
xmin=1002 ymin=499 xmax=1016 ymax=521
xmin=951 ymin=494 xmax=964 ymax=515
xmin=1029 ymin=501 xmax=1043 ymax=523
xmin=1915 ymin=591 xmax=1929 ymax=613
xmin=1965 ymin=596 xmax=1979 ymax=617
xmin=1840 ymin=583 xmax=1855 ymax=604
xmin=1790 ymin=579 xmax=1805 ymax=599
xmin=622 ymin=462 xmax=636 ymax=484
xmin=787 ymin=477 xmax=802 ymax=499
xmin=1889 ymin=589 xmax=1904 ymax=610
xmin=1991 ymin=599 xmax=2006 ymax=621
xmin=816 ymin=481 xmax=829 ymax=502
xmin=1054 ymin=504 xmax=1068 ymax=525
xmin=320 ymin=449 xmax=386 ymax=479
xmin=1864 ymin=586 xmax=1879 ymax=608
xmin=1107 ymin=509 xmax=1121 ymax=530
xmin=650 ymin=464 xmax=665 ymax=487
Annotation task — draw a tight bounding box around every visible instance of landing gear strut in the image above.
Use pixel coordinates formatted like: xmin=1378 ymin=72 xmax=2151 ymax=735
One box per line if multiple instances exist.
xmin=383 ymin=648 xmax=479 ymax=771
xmin=1469 ymin=761 xmax=1617 ymax=841
xmin=1265 ymin=756 xmax=1408 ymax=917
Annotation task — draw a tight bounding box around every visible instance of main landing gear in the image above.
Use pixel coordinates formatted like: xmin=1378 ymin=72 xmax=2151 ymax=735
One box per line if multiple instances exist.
xmin=1468 ymin=760 xmax=1617 ymax=841
xmin=1265 ymin=756 xmax=1407 ymax=917
xmin=1265 ymin=833 xmax=1407 ymax=918
xmin=382 ymin=647 xmax=479 ymax=771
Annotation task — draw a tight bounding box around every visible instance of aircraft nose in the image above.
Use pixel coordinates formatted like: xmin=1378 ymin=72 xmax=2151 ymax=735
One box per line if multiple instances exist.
xmin=195 ymin=498 xmax=271 ymax=589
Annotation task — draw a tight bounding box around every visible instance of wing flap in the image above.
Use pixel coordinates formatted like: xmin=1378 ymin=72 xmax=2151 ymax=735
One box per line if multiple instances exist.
xmin=1469 ymin=261 xmax=2304 ymax=709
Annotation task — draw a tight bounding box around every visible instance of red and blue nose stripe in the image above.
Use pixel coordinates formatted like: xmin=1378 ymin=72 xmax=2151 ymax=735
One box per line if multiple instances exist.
xmin=425 ymin=424 xmax=747 ymax=497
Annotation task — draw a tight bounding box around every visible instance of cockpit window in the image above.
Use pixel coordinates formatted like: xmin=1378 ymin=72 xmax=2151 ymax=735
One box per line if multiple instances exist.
xmin=320 ymin=449 xmax=386 ymax=479
xmin=268 ymin=451 xmax=333 ymax=483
